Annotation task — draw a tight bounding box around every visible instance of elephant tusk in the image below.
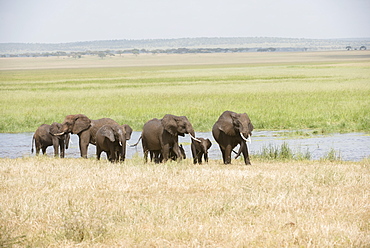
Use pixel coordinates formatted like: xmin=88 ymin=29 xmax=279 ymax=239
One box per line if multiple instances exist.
xmin=189 ymin=133 xmax=201 ymax=142
xmin=54 ymin=132 xmax=65 ymax=136
xmin=240 ymin=132 xmax=251 ymax=143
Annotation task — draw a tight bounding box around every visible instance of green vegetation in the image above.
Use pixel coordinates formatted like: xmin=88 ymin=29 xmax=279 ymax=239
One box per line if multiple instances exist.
xmin=255 ymin=142 xmax=312 ymax=161
xmin=0 ymin=51 xmax=369 ymax=133
xmin=1 ymin=157 xmax=369 ymax=247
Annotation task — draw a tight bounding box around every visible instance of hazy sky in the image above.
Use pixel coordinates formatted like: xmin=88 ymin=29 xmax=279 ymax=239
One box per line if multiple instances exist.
xmin=1 ymin=0 xmax=369 ymax=43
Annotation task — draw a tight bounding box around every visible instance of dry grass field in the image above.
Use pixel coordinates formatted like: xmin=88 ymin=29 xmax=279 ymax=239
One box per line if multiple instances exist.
xmin=1 ymin=157 xmax=369 ymax=247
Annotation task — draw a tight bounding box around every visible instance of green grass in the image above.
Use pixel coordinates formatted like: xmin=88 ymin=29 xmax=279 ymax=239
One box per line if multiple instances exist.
xmin=1 ymin=51 xmax=369 ymax=133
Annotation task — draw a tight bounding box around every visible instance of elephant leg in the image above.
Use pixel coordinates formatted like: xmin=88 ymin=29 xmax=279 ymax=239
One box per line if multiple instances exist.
xmin=149 ymin=151 xmax=154 ymax=162
xmin=191 ymin=147 xmax=198 ymax=164
xmin=35 ymin=142 xmax=41 ymax=155
xmin=161 ymin=144 xmax=170 ymax=163
xmin=224 ymin=145 xmax=233 ymax=164
xmin=59 ymin=140 xmax=65 ymax=158
xmin=106 ymin=151 xmax=112 ymax=161
xmin=96 ymin=145 xmax=102 ymax=160
xmin=53 ymin=143 xmax=58 ymax=157
xmin=219 ymin=145 xmax=227 ymax=164
xmin=198 ymin=152 xmax=203 ymax=164
xmin=42 ymin=145 xmax=48 ymax=155
xmin=204 ymin=153 xmax=209 ymax=163
xmin=144 ymin=150 xmax=149 ymax=163
xmin=78 ymin=132 xmax=89 ymax=158
xmin=241 ymin=143 xmax=251 ymax=165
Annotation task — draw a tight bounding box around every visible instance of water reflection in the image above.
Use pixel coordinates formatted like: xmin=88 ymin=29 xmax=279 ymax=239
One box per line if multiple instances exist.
xmin=0 ymin=131 xmax=369 ymax=161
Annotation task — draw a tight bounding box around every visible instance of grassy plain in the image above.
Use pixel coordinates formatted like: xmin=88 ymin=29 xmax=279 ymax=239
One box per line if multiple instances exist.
xmin=1 ymin=157 xmax=369 ymax=247
xmin=0 ymin=51 xmax=370 ymax=133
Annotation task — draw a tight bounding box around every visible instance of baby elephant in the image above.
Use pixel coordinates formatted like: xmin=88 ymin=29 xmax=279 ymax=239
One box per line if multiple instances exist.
xmin=191 ymin=137 xmax=212 ymax=164
xmin=96 ymin=124 xmax=132 ymax=162
xmin=32 ymin=122 xmax=70 ymax=158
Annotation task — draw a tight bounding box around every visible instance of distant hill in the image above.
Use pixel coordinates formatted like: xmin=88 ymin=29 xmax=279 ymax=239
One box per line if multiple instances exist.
xmin=1 ymin=37 xmax=369 ymax=55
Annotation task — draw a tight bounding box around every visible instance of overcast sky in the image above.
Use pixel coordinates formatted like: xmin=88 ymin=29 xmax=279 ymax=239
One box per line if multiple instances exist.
xmin=0 ymin=0 xmax=369 ymax=43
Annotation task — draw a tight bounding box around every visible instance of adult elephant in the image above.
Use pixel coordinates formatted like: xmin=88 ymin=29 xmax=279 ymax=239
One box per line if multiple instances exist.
xmin=141 ymin=114 xmax=199 ymax=163
xmin=212 ymin=111 xmax=253 ymax=165
xmin=55 ymin=114 xmax=119 ymax=158
xmin=96 ymin=124 xmax=132 ymax=162
xmin=32 ymin=122 xmax=70 ymax=158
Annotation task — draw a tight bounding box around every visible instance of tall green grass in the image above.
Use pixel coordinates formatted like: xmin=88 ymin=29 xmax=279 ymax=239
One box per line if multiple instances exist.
xmin=0 ymin=52 xmax=369 ymax=133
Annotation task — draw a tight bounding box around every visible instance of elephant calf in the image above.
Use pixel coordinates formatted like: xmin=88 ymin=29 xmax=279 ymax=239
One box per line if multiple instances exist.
xmin=191 ymin=137 xmax=212 ymax=164
xmin=96 ymin=124 xmax=132 ymax=162
xmin=150 ymin=145 xmax=186 ymax=163
xmin=32 ymin=123 xmax=70 ymax=158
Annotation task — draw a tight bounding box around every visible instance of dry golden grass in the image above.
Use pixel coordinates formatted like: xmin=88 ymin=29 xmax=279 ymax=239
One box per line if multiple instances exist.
xmin=1 ymin=157 xmax=369 ymax=247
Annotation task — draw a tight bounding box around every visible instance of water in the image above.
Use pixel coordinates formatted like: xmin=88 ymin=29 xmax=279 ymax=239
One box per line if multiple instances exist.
xmin=1 ymin=131 xmax=369 ymax=161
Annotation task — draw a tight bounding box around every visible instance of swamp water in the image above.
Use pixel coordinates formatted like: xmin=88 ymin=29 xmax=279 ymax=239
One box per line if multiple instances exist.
xmin=1 ymin=131 xmax=369 ymax=161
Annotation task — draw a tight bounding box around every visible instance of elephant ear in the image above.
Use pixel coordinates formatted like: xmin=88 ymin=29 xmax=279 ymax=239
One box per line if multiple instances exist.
xmin=162 ymin=114 xmax=178 ymax=136
xmin=100 ymin=125 xmax=116 ymax=142
xmin=206 ymin=138 xmax=212 ymax=149
xmin=122 ymin=124 xmax=133 ymax=140
xmin=49 ymin=122 xmax=62 ymax=136
xmin=72 ymin=114 xmax=91 ymax=134
xmin=218 ymin=111 xmax=239 ymax=136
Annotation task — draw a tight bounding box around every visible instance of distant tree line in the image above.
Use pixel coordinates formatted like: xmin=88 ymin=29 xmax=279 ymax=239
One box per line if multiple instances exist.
xmin=0 ymin=47 xmax=303 ymax=58
xmin=0 ymin=45 xmax=367 ymax=58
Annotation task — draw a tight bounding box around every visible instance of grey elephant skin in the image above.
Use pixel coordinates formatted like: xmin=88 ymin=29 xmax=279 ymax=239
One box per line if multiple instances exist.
xmin=96 ymin=124 xmax=133 ymax=162
xmin=191 ymin=137 xmax=212 ymax=164
xmin=150 ymin=145 xmax=186 ymax=163
xmin=32 ymin=122 xmax=70 ymax=158
xmin=56 ymin=114 xmax=120 ymax=158
xmin=212 ymin=111 xmax=253 ymax=165
xmin=141 ymin=114 xmax=197 ymax=163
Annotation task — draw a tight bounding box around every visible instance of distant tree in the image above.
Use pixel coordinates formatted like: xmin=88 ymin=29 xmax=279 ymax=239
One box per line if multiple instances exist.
xmin=346 ymin=46 xmax=352 ymax=50
xmin=132 ymin=49 xmax=139 ymax=56
xmin=98 ymin=52 xmax=106 ymax=59
xmin=360 ymin=46 xmax=367 ymax=50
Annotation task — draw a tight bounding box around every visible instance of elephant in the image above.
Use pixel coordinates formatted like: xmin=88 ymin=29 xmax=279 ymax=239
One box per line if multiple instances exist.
xmin=32 ymin=122 xmax=70 ymax=158
xmin=212 ymin=111 xmax=253 ymax=165
xmin=141 ymin=114 xmax=199 ymax=163
xmin=96 ymin=124 xmax=132 ymax=162
xmin=55 ymin=114 xmax=120 ymax=158
xmin=150 ymin=144 xmax=186 ymax=163
xmin=191 ymin=137 xmax=212 ymax=164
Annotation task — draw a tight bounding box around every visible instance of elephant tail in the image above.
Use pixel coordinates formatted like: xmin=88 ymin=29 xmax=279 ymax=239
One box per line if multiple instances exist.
xmin=31 ymin=135 xmax=35 ymax=153
xmin=130 ymin=135 xmax=142 ymax=147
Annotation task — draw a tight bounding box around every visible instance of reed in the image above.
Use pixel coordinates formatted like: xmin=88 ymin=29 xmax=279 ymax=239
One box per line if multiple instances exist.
xmin=0 ymin=157 xmax=369 ymax=247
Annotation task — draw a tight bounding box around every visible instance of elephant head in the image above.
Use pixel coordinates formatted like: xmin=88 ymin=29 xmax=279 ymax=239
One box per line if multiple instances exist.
xmin=57 ymin=114 xmax=91 ymax=135
xmin=49 ymin=122 xmax=63 ymax=136
xmin=122 ymin=124 xmax=133 ymax=140
xmin=49 ymin=122 xmax=70 ymax=148
xmin=216 ymin=111 xmax=253 ymax=141
xmin=101 ymin=124 xmax=126 ymax=146
xmin=161 ymin=114 xmax=199 ymax=141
